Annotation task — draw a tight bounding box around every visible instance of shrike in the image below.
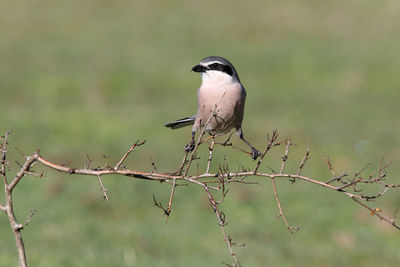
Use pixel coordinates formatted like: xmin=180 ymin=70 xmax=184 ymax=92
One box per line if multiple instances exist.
xmin=165 ymin=56 xmax=260 ymax=160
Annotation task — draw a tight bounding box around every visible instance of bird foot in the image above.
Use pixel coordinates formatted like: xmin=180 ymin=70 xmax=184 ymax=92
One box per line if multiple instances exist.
xmin=251 ymin=148 xmax=261 ymax=160
xmin=185 ymin=142 xmax=195 ymax=152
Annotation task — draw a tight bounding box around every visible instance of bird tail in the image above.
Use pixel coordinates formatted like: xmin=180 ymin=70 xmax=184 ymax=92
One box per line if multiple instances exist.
xmin=164 ymin=116 xmax=196 ymax=129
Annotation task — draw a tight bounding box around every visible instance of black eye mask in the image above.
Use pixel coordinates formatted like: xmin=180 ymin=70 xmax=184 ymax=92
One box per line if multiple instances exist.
xmin=207 ymin=63 xmax=233 ymax=76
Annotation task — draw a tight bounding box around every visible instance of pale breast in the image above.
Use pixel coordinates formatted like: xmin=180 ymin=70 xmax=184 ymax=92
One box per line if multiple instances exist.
xmin=195 ymin=82 xmax=245 ymax=133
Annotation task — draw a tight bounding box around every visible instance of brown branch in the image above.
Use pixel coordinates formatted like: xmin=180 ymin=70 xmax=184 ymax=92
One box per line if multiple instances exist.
xmin=97 ymin=175 xmax=109 ymax=202
xmin=8 ymin=154 xmax=37 ymax=192
xmin=85 ymin=153 xmax=93 ymax=169
xmin=2 ymin=129 xmax=29 ymax=267
xmin=1 ymin=129 xmax=13 ymax=185
xmin=296 ymin=142 xmax=310 ymax=176
xmin=326 ymin=172 xmax=348 ymax=184
xmin=206 ymin=135 xmax=216 ymax=174
xmin=166 ymin=178 xmax=177 ymax=222
xmin=279 ymin=140 xmax=291 ymax=174
xmin=322 ymin=154 xmax=336 ymax=179
xmin=2 ymin=129 xmax=400 ymax=267
xmin=253 ymin=130 xmax=279 ymax=174
xmin=174 ymin=150 xmax=190 ymax=176
xmin=351 ymin=197 xmax=400 ymax=230
xmin=22 ymin=207 xmax=36 ymax=228
xmin=271 ymin=178 xmax=299 ymax=233
xmin=149 ymin=157 xmax=158 ymax=171
xmin=153 ymin=194 xmax=170 ymax=216
xmin=114 ymin=140 xmax=146 ymax=170
xmin=204 ymin=185 xmax=242 ymax=267
xmin=37 ymin=153 xmax=219 ymax=189
xmin=183 ymin=128 xmax=206 ymax=176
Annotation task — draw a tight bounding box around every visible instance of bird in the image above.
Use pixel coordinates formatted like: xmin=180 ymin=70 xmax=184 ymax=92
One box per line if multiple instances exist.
xmin=164 ymin=56 xmax=260 ymax=160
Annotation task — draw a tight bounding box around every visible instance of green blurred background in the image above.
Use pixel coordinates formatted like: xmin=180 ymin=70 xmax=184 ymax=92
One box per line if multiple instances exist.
xmin=1 ymin=0 xmax=400 ymax=266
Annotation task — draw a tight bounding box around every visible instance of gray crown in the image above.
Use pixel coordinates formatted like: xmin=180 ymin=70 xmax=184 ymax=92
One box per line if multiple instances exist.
xmin=199 ymin=56 xmax=240 ymax=81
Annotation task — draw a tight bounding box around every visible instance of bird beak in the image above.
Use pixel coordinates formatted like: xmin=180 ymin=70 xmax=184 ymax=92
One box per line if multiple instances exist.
xmin=192 ymin=64 xmax=207 ymax=73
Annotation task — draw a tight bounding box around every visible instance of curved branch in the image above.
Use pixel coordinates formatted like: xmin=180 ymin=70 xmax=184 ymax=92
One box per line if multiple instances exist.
xmin=34 ymin=152 xmax=400 ymax=230
xmin=2 ymin=129 xmax=400 ymax=267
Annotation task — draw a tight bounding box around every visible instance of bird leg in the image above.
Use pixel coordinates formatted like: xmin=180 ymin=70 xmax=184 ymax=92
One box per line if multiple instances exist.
xmin=185 ymin=131 xmax=196 ymax=152
xmin=236 ymin=128 xmax=260 ymax=160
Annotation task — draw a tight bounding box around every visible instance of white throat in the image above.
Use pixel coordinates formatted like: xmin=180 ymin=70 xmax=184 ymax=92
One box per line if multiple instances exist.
xmin=201 ymin=70 xmax=235 ymax=86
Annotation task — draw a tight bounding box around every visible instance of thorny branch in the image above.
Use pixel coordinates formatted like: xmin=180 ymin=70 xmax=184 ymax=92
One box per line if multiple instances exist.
xmin=1 ymin=129 xmax=29 ymax=267
xmin=97 ymin=175 xmax=109 ymax=202
xmin=1 ymin=129 xmax=400 ymax=267
xmin=114 ymin=140 xmax=146 ymax=170
xmin=205 ymin=184 xmax=242 ymax=267
xmin=206 ymin=135 xmax=216 ymax=174
xmin=166 ymin=178 xmax=177 ymax=221
xmin=271 ymin=177 xmax=299 ymax=234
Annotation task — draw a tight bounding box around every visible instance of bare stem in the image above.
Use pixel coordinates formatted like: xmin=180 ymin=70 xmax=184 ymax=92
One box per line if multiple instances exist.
xmin=1 ymin=129 xmax=13 ymax=185
xmin=351 ymin=197 xmax=400 ymax=230
xmin=253 ymin=130 xmax=279 ymax=174
xmin=271 ymin=178 xmax=299 ymax=233
xmin=2 ymin=129 xmax=28 ymax=267
xmin=279 ymin=140 xmax=291 ymax=174
xmin=297 ymin=142 xmax=310 ymax=176
xmin=2 ymin=128 xmax=400 ymax=267
xmin=0 ymin=204 xmax=6 ymax=213
xmin=166 ymin=178 xmax=177 ymax=222
xmin=206 ymin=135 xmax=216 ymax=174
xmin=176 ymin=150 xmax=189 ymax=175
xmin=204 ymin=185 xmax=242 ymax=267
xmin=97 ymin=175 xmax=109 ymax=202
xmin=114 ymin=140 xmax=146 ymax=171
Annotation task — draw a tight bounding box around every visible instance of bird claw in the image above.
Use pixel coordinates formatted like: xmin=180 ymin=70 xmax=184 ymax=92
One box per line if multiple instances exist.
xmin=251 ymin=148 xmax=260 ymax=160
xmin=185 ymin=143 xmax=195 ymax=152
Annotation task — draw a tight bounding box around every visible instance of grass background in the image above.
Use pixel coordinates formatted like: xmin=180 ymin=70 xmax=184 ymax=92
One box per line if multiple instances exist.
xmin=1 ymin=0 xmax=400 ymax=266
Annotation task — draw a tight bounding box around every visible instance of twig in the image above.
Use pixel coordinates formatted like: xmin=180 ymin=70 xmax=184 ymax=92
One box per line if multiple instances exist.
xmin=166 ymin=178 xmax=177 ymax=222
xmin=97 ymin=175 xmax=109 ymax=202
xmin=36 ymin=153 xmax=221 ymax=189
xmin=253 ymin=130 xmax=279 ymax=174
xmin=174 ymin=150 xmax=190 ymax=175
xmin=8 ymin=154 xmax=37 ymax=191
xmin=204 ymin=185 xmax=242 ymax=267
xmin=1 ymin=129 xmax=13 ymax=185
xmin=279 ymin=140 xmax=291 ymax=174
xmin=360 ymin=186 xmax=389 ymax=201
xmin=2 ymin=129 xmax=29 ymax=267
xmin=353 ymin=163 xmax=371 ymax=181
xmin=153 ymin=194 xmax=170 ymax=216
xmin=326 ymin=172 xmax=347 ymax=184
xmin=23 ymin=207 xmax=37 ymax=227
xmin=351 ymin=197 xmax=400 ymax=230
xmin=149 ymin=157 xmax=158 ymax=171
xmin=2 ymin=128 xmax=400 ymax=267
xmin=322 ymin=154 xmax=336 ymax=179
xmin=114 ymin=140 xmax=146 ymax=170
xmin=85 ymin=153 xmax=93 ymax=169
xmin=271 ymin=178 xmax=299 ymax=233
xmin=296 ymin=142 xmax=310 ymax=176
xmin=206 ymin=135 xmax=216 ymax=174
